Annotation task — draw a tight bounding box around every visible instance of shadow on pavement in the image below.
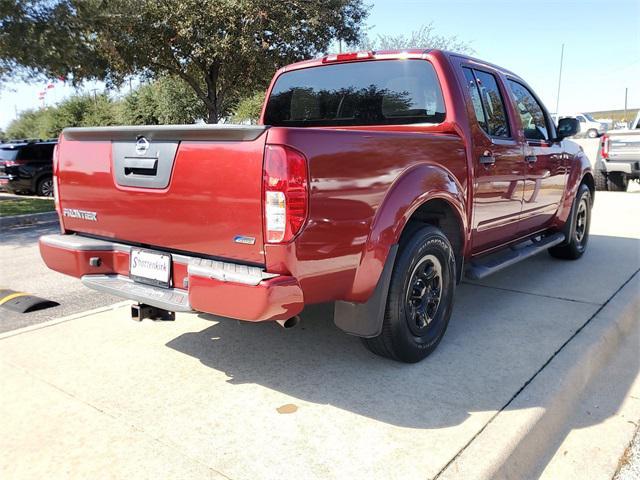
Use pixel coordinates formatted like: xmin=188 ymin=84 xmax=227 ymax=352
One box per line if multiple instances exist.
xmin=167 ymin=234 xmax=639 ymax=429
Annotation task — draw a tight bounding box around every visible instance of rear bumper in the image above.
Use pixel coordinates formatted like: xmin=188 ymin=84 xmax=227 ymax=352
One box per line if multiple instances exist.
xmin=602 ymin=159 xmax=640 ymax=176
xmin=39 ymin=234 xmax=304 ymax=321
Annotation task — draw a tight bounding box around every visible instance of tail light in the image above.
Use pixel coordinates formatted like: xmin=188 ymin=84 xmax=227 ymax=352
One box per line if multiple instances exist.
xmin=601 ymin=135 xmax=609 ymax=159
xmin=3 ymin=159 xmax=27 ymax=167
xmin=263 ymin=144 xmax=309 ymax=243
xmin=52 ymin=143 xmax=64 ymax=232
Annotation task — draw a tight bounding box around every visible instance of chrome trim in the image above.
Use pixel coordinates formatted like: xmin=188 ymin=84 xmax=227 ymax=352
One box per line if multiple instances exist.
xmin=41 ymin=234 xmax=277 ymax=285
xmin=81 ymin=275 xmax=192 ymax=312
xmin=188 ymin=259 xmax=277 ymax=286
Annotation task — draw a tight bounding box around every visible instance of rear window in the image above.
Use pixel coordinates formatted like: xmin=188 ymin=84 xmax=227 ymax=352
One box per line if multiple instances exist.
xmin=0 ymin=148 xmax=18 ymax=161
xmin=264 ymin=60 xmax=446 ymax=127
xmin=17 ymin=144 xmax=55 ymax=161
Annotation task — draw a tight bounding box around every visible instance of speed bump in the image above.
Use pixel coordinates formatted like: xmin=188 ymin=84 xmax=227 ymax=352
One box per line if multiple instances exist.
xmin=0 ymin=289 xmax=59 ymax=314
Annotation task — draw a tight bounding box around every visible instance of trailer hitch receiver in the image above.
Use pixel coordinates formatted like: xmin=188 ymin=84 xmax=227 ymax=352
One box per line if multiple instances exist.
xmin=131 ymin=303 xmax=175 ymax=321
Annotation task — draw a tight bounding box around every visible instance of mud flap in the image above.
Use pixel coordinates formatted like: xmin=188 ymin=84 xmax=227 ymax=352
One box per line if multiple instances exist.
xmin=333 ymin=244 xmax=398 ymax=338
xmin=0 ymin=289 xmax=59 ymax=313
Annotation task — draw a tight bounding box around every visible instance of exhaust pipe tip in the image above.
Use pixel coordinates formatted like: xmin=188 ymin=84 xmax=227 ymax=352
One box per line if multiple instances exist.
xmin=276 ymin=315 xmax=300 ymax=329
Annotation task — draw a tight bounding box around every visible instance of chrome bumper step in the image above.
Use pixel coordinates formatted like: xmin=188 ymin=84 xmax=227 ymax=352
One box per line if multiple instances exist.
xmin=82 ymin=275 xmax=192 ymax=312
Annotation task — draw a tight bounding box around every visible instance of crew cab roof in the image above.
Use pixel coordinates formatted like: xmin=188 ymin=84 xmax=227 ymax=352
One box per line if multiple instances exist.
xmin=279 ymin=49 xmax=520 ymax=79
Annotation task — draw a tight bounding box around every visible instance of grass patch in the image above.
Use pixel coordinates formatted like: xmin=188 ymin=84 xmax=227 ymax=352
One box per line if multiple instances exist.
xmin=0 ymin=198 xmax=55 ymax=217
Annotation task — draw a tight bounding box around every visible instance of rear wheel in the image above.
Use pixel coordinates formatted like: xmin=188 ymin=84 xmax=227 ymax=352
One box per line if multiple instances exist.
xmin=593 ymin=169 xmax=608 ymax=191
xmin=36 ymin=176 xmax=54 ymax=197
xmin=549 ymin=183 xmax=592 ymax=260
xmin=608 ymin=172 xmax=628 ymax=192
xmin=363 ymin=225 xmax=455 ymax=363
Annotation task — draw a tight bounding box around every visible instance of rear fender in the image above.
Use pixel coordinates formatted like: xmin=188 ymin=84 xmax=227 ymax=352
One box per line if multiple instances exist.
xmin=347 ymin=163 xmax=467 ymax=303
xmin=334 ymin=164 xmax=466 ymax=337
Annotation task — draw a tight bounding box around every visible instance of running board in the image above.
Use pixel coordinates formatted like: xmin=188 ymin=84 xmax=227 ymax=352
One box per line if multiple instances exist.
xmin=465 ymin=232 xmax=565 ymax=280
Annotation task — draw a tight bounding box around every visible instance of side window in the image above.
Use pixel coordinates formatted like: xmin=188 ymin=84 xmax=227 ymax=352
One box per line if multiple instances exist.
xmin=508 ymin=80 xmax=550 ymax=141
xmin=576 ymin=115 xmax=586 ymax=123
xmin=462 ymin=67 xmax=487 ymax=132
xmin=464 ymin=68 xmax=510 ymax=138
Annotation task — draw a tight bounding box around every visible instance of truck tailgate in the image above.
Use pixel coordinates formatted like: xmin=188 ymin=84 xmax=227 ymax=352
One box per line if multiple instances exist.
xmin=608 ymin=130 xmax=640 ymax=161
xmin=57 ymin=125 xmax=267 ymax=264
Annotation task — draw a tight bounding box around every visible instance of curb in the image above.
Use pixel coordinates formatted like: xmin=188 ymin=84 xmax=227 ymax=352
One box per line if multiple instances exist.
xmin=437 ymin=271 xmax=640 ymax=480
xmin=0 ymin=211 xmax=58 ymax=228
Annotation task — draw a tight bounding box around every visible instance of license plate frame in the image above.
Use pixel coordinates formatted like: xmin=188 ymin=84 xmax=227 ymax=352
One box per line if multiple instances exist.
xmin=129 ymin=248 xmax=172 ymax=288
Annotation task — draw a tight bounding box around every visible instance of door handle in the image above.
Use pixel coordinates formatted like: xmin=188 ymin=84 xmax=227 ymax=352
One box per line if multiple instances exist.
xmin=525 ymin=155 xmax=537 ymax=164
xmin=123 ymin=157 xmax=158 ymax=176
xmin=479 ymin=154 xmax=496 ymax=166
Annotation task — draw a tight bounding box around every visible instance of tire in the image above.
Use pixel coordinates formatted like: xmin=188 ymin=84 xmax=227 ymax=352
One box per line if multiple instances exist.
xmin=593 ymin=169 xmax=608 ymax=191
xmin=548 ymin=183 xmax=592 ymax=260
xmin=36 ymin=176 xmax=54 ymax=197
xmin=607 ymin=172 xmax=628 ymax=192
xmin=363 ymin=224 xmax=456 ymax=363
xmin=587 ymin=129 xmax=598 ymax=138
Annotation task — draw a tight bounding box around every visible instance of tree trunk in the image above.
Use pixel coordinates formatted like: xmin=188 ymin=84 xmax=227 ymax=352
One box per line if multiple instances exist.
xmin=204 ymin=64 xmax=220 ymax=124
xmin=206 ymin=104 xmax=218 ymax=124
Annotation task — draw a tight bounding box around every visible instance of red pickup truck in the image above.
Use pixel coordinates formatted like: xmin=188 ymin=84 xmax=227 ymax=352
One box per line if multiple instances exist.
xmin=40 ymin=49 xmax=593 ymax=363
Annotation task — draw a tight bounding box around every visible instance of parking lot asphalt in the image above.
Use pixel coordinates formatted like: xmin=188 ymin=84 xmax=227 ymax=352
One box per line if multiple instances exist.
xmin=0 ymin=223 xmax=120 ymax=333
xmin=0 ymin=190 xmax=638 ymax=480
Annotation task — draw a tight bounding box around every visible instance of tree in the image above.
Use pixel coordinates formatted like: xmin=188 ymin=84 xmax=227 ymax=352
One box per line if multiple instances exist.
xmin=0 ymin=0 xmax=109 ymax=86
xmin=359 ymin=23 xmax=474 ymax=54
xmin=2 ymin=0 xmax=368 ymax=123
xmin=119 ymin=76 xmax=207 ymax=125
xmin=5 ymin=93 xmax=119 ymax=139
xmin=231 ymin=91 xmax=265 ymax=124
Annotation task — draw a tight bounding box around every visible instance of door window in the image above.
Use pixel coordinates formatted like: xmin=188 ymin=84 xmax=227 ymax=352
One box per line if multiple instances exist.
xmin=462 ymin=68 xmax=510 ymax=138
xmin=508 ymin=80 xmax=550 ymax=141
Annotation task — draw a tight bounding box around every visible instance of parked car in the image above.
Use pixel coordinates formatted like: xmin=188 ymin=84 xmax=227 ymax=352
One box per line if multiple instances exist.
xmin=594 ymin=111 xmax=640 ymax=191
xmin=0 ymin=140 xmax=57 ymax=196
xmin=552 ymin=113 xmax=606 ymax=138
xmin=40 ymin=49 xmax=592 ymax=363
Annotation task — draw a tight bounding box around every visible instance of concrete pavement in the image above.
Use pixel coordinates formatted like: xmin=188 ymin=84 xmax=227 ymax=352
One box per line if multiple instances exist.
xmin=0 ymin=191 xmax=638 ymax=480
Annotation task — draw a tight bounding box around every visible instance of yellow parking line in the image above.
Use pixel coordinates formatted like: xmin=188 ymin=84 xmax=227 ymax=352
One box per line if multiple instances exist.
xmin=0 ymin=292 xmax=28 ymax=305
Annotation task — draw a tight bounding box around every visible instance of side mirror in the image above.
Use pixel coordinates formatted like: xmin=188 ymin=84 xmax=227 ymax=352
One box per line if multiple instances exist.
xmin=556 ymin=117 xmax=580 ymax=140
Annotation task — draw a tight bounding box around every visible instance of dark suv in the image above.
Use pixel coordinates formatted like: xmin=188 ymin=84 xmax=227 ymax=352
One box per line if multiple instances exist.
xmin=0 ymin=140 xmax=57 ymax=196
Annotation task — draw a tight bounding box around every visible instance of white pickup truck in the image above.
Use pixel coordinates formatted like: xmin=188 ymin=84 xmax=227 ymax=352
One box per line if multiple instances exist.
xmin=595 ymin=112 xmax=640 ymax=191
xmin=552 ymin=112 xmax=606 ymax=138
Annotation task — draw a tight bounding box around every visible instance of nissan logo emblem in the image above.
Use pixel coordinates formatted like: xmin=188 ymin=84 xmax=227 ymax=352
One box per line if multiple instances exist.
xmin=135 ymin=136 xmax=150 ymax=155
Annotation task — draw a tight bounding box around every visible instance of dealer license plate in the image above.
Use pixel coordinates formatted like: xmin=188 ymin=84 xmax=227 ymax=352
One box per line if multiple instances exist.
xmin=129 ymin=248 xmax=172 ymax=288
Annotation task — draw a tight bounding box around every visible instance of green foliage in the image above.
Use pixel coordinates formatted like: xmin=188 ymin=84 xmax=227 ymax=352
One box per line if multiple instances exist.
xmin=0 ymin=0 xmax=109 ymax=85
xmin=359 ymin=23 xmax=474 ymax=54
xmin=2 ymin=0 xmax=369 ymax=122
xmin=119 ymin=76 xmax=206 ymax=125
xmin=231 ymin=91 xmax=265 ymax=124
xmin=5 ymin=93 xmax=119 ymax=139
xmin=4 ymin=75 xmax=210 ymax=139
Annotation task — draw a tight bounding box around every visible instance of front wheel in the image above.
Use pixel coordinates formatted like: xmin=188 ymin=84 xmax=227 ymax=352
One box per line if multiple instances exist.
xmin=587 ymin=129 xmax=598 ymax=138
xmin=548 ymin=183 xmax=592 ymax=260
xmin=362 ymin=225 xmax=456 ymax=363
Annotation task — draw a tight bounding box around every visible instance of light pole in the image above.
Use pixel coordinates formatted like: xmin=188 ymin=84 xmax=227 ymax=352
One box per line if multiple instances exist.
xmin=555 ymin=43 xmax=564 ymax=115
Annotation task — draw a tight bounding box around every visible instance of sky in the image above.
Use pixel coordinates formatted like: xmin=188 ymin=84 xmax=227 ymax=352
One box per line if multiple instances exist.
xmin=1 ymin=0 xmax=639 ymax=130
